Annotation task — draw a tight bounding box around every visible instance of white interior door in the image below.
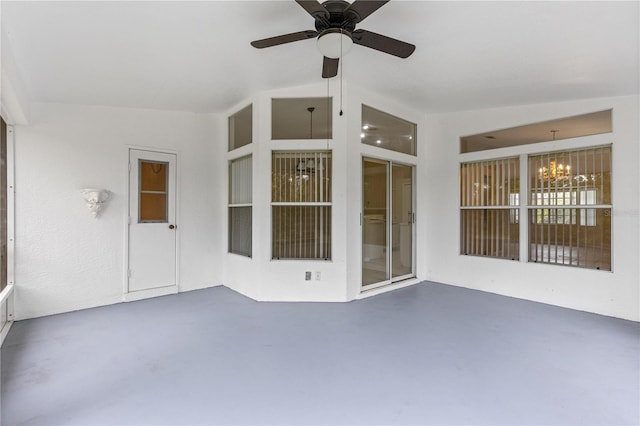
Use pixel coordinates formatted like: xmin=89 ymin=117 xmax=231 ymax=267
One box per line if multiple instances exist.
xmin=128 ymin=149 xmax=177 ymax=293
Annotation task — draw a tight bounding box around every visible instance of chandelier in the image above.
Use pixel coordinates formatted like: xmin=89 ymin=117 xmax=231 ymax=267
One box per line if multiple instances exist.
xmin=538 ymin=160 xmax=571 ymax=182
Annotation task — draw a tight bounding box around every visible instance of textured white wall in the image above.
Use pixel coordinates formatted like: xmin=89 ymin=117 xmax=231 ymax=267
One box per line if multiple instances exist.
xmin=11 ymin=94 xmax=638 ymax=321
xmin=422 ymin=95 xmax=639 ymax=321
xmin=13 ymin=103 xmax=222 ymax=319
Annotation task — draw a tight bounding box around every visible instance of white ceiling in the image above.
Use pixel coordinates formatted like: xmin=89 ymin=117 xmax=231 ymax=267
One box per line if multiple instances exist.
xmin=2 ymin=1 xmax=638 ymax=114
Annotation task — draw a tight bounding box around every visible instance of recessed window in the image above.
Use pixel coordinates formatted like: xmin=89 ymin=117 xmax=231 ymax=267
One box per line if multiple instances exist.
xmin=229 ymin=155 xmax=252 ymax=257
xmin=460 ymin=157 xmax=520 ymax=260
xmin=229 ymin=104 xmax=252 ymax=151
xmin=528 ymin=146 xmax=611 ymax=270
xmin=272 ymin=151 xmax=332 ymax=260
xmin=272 ymin=98 xmax=332 ymax=140
xmin=361 ymin=105 xmax=416 ymax=156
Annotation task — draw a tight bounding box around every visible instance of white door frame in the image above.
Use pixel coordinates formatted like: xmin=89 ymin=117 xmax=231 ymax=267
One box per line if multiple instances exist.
xmin=124 ymin=147 xmax=179 ymax=302
xmin=361 ymin=156 xmax=416 ymax=292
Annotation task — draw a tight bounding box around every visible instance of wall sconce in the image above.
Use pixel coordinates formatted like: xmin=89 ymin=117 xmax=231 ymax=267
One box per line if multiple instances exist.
xmin=80 ymin=188 xmax=110 ymax=218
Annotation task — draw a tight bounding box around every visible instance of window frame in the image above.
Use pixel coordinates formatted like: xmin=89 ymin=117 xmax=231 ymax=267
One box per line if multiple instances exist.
xmin=271 ymin=150 xmax=332 ymax=261
xmin=459 ymin=137 xmax=613 ymax=272
xmin=228 ymin=155 xmax=253 ymax=258
xmin=459 ymin=156 xmax=521 ymax=260
xmin=527 ymin=145 xmax=612 ymax=270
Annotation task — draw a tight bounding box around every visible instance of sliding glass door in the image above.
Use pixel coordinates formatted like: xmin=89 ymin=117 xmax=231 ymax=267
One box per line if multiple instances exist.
xmin=362 ymin=158 xmax=414 ymax=289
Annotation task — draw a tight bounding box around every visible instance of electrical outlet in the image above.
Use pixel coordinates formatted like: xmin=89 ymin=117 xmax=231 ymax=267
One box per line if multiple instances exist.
xmin=305 ymin=271 xmax=312 ymax=281
xmin=315 ymin=271 xmax=321 ymax=281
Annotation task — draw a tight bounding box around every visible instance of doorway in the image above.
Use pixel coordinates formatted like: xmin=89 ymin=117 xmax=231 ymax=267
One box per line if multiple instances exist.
xmin=127 ymin=149 xmax=177 ymax=295
xmin=362 ymin=158 xmax=414 ymax=289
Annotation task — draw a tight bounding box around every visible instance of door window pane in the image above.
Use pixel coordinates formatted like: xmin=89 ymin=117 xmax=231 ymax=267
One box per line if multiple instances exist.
xmin=139 ymin=160 xmax=168 ymax=223
xmin=363 ymin=159 xmax=389 ymax=286
xmin=391 ymin=164 xmax=413 ymax=278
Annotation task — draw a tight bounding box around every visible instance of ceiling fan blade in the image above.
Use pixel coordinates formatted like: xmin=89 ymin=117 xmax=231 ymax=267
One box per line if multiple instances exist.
xmin=352 ymin=29 xmax=415 ymax=58
xmin=322 ymin=57 xmax=339 ymax=78
xmin=251 ymin=30 xmax=318 ymax=49
xmin=295 ymin=0 xmax=329 ymax=20
xmin=344 ymin=0 xmax=389 ymax=23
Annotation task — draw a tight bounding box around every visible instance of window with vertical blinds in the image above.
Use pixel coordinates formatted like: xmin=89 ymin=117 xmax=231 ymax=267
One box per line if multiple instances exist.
xmin=528 ymin=146 xmax=611 ymax=270
xmin=272 ymin=151 xmax=331 ymax=260
xmin=460 ymin=157 xmax=520 ymax=260
xmin=229 ymin=155 xmax=252 ymax=257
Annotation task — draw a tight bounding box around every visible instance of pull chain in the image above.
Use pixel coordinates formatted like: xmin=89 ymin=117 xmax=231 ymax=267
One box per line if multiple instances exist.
xmin=339 ymin=29 xmax=344 ymax=116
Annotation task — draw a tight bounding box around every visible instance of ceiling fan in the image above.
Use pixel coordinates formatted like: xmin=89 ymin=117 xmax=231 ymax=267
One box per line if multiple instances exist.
xmin=250 ymin=0 xmax=416 ymax=78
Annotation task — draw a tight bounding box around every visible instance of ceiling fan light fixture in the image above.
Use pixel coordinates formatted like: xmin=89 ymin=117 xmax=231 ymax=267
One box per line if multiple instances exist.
xmin=317 ymin=29 xmax=353 ymax=59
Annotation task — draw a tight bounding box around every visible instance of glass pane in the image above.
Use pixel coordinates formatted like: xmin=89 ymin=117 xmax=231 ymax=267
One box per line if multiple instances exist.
xmin=362 ymin=159 xmax=389 ymax=286
xmin=229 ymin=104 xmax=252 ymax=151
xmin=229 ymin=207 xmax=252 ymax=257
xmin=460 ymin=158 xmax=520 ymax=207
xmin=392 ymin=164 xmax=413 ymax=278
xmin=140 ymin=161 xmax=167 ymax=192
xmin=460 ymin=209 xmax=520 ymax=260
xmin=461 ymin=110 xmax=612 ymax=153
xmin=272 ymin=98 xmax=332 ymax=140
xmin=229 ymin=155 xmax=252 ymax=205
xmin=272 ymin=206 xmax=331 ymax=260
xmin=140 ymin=193 xmax=167 ymax=222
xmin=272 ymin=151 xmax=332 ymax=203
xmin=528 ymin=208 xmax=611 ymax=270
xmin=529 ymin=146 xmax=612 ymax=206
xmin=361 ymin=105 xmax=416 ymax=155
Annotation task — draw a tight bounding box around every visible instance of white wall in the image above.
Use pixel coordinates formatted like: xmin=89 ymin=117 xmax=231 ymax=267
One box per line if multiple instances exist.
xmin=13 ymin=102 xmax=222 ymax=319
xmin=10 ymin=93 xmax=637 ymax=321
xmin=423 ymin=95 xmax=639 ymax=321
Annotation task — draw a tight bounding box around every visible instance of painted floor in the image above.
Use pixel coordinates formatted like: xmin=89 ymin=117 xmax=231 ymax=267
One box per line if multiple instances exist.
xmin=2 ymin=282 xmax=639 ymax=425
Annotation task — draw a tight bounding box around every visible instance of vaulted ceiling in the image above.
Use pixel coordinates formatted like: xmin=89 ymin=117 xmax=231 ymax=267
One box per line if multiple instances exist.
xmin=2 ymin=1 xmax=638 ymax=114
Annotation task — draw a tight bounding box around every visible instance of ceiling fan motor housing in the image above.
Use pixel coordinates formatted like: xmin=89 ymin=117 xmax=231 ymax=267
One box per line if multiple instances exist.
xmin=313 ymin=0 xmax=358 ymax=33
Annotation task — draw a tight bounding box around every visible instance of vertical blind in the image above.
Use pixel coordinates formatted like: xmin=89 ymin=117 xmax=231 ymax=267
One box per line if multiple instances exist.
xmin=528 ymin=146 xmax=611 ymax=270
xmin=229 ymin=156 xmax=252 ymax=257
xmin=272 ymin=151 xmax=332 ymax=260
xmin=460 ymin=157 xmax=520 ymax=259
xmin=229 ymin=155 xmax=252 ymax=205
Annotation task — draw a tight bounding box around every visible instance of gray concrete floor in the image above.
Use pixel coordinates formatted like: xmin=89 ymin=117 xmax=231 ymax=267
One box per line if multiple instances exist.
xmin=2 ymin=282 xmax=639 ymax=425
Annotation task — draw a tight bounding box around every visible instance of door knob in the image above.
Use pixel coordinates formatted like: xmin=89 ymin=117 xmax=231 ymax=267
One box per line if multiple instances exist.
xmin=169 ymin=224 xmax=176 ymax=229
